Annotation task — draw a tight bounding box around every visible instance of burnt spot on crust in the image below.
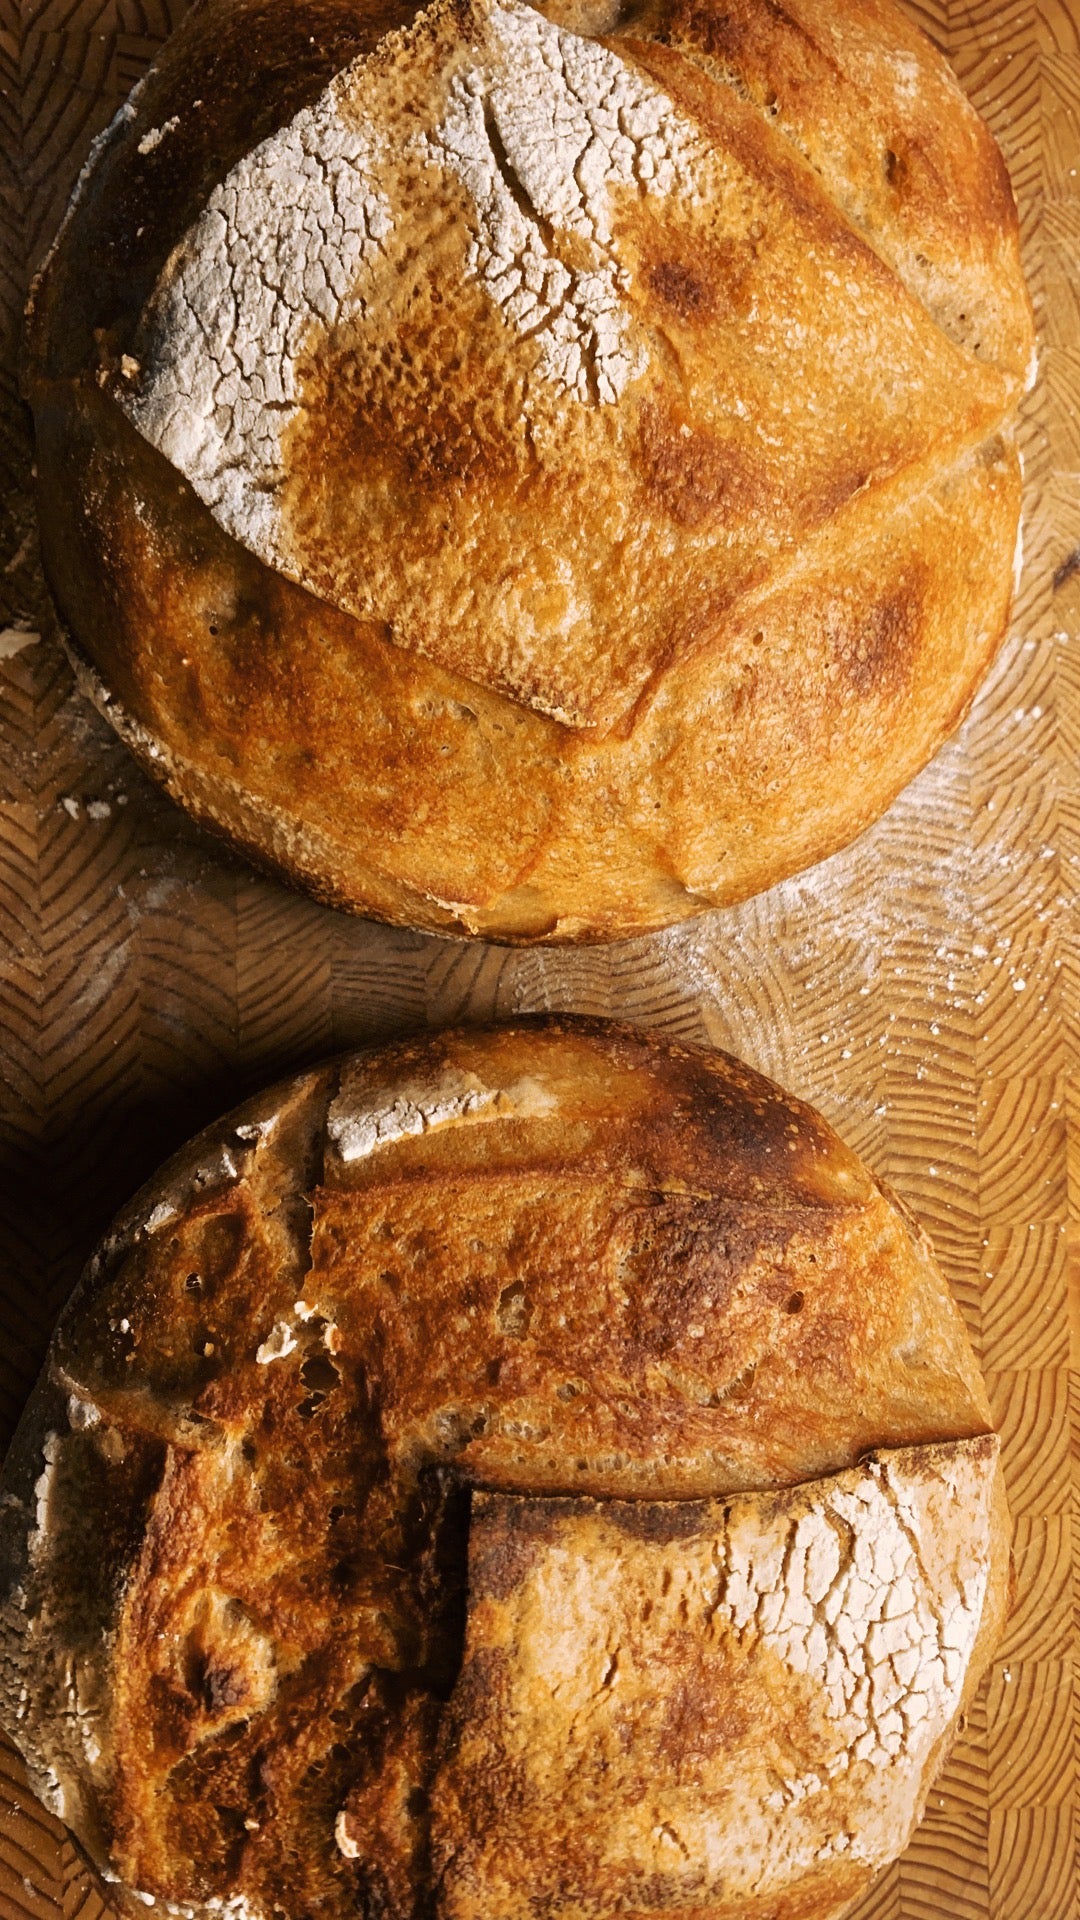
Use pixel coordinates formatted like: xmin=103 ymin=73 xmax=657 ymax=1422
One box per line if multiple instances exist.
xmin=616 ymin=1199 xmax=803 ymax=1358
xmin=596 ymin=1497 xmax=708 ymax=1544
xmin=466 ymin=1495 xmax=562 ymax=1601
xmin=646 ymin=254 xmax=715 ymax=318
xmin=468 ymin=1491 xmax=711 ymax=1594
xmin=194 ymin=1656 xmax=252 ymax=1715
xmin=635 ymin=401 xmax=765 ymax=531
xmin=370 ymin=394 xmax=499 ymax=492
xmin=658 ymin=0 xmax=754 ymax=61
xmin=656 ymin=1659 xmax=754 ymax=1771
xmin=638 ymin=224 xmax=761 ymax=330
xmin=829 ymin=577 xmax=923 ymax=701
xmin=295 ymin=361 xmax=517 ymax=503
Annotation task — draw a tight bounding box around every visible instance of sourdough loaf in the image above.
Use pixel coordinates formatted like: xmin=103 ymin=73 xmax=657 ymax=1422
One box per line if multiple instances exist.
xmin=0 ymin=1020 xmax=1009 ymax=1919
xmin=27 ymin=0 xmax=1034 ymax=940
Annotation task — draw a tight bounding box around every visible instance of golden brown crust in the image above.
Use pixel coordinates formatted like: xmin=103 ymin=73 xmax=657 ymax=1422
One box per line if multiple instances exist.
xmin=27 ymin=0 xmax=1034 ymax=942
xmin=639 ymin=0 xmax=1034 ymax=382
xmin=0 ymin=1021 xmax=1009 ymax=1918
xmin=38 ymin=381 xmax=1021 ymax=943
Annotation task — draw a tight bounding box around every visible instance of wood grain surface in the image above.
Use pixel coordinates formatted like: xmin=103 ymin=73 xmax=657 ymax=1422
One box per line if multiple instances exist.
xmin=1 ymin=0 xmax=1078 ymax=1913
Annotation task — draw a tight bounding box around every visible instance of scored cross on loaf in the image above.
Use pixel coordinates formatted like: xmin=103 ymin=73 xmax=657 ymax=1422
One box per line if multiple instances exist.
xmin=0 ymin=1021 xmax=1009 ymax=1920
xmin=28 ymin=0 xmax=1034 ymax=939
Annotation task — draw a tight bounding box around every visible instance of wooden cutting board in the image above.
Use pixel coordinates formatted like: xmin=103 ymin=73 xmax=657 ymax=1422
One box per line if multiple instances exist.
xmin=1 ymin=1 xmax=1077 ymax=1914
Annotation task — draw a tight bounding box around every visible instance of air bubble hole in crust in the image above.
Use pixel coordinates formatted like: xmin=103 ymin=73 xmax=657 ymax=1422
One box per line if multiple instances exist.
xmin=301 ymin=1354 xmax=341 ymax=1393
xmin=496 ymin=1278 xmax=533 ymax=1337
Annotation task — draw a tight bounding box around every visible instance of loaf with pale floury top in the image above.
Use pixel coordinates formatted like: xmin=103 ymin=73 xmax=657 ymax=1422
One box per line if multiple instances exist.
xmin=0 ymin=1020 xmax=1009 ymax=1919
xmin=27 ymin=0 xmax=1034 ymax=940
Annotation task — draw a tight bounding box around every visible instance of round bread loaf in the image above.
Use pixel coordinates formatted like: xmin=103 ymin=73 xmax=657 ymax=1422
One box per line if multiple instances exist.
xmin=0 ymin=1019 xmax=1008 ymax=1920
xmin=28 ymin=0 xmax=1033 ymax=942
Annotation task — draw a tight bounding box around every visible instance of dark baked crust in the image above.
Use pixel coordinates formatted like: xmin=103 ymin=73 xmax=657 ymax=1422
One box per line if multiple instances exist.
xmin=26 ymin=0 xmax=1034 ymax=942
xmin=0 ymin=1020 xmax=1007 ymax=1919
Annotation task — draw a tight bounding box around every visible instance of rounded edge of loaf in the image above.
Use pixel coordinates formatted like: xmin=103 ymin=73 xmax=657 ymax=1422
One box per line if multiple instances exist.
xmin=25 ymin=0 xmax=1035 ymax=942
xmin=0 ymin=1020 xmax=1011 ymax=1917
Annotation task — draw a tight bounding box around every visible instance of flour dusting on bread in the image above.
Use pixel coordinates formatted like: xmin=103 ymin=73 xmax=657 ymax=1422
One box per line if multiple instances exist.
xmin=429 ymin=1 xmax=695 ymax=402
xmin=0 ymin=1024 xmax=1010 ymax=1920
xmin=743 ymin=1453 xmax=985 ymax=1781
xmin=119 ymin=0 xmax=698 ymax=568
xmin=123 ymin=89 xmax=390 ymax=549
xmin=327 ymin=1057 xmax=559 ymax=1163
xmin=432 ymin=1438 xmax=997 ymax=1917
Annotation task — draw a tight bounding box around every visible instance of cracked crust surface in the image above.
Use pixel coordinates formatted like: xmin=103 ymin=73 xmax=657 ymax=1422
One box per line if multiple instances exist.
xmin=430 ymin=1439 xmax=1002 ymax=1918
xmin=0 ymin=1020 xmax=1009 ymax=1919
xmin=124 ymin=86 xmax=393 ymax=547
xmin=27 ymin=0 xmax=1034 ymax=939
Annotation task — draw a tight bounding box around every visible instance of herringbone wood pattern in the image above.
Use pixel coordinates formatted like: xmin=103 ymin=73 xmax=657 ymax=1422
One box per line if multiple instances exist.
xmin=0 ymin=0 xmax=1078 ymax=1912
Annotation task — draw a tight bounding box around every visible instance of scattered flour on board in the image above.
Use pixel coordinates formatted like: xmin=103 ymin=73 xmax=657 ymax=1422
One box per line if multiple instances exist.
xmin=510 ymin=631 xmax=1063 ymax=1135
xmin=137 ymin=115 xmax=181 ymax=155
xmin=0 ymin=624 xmax=41 ymax=660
